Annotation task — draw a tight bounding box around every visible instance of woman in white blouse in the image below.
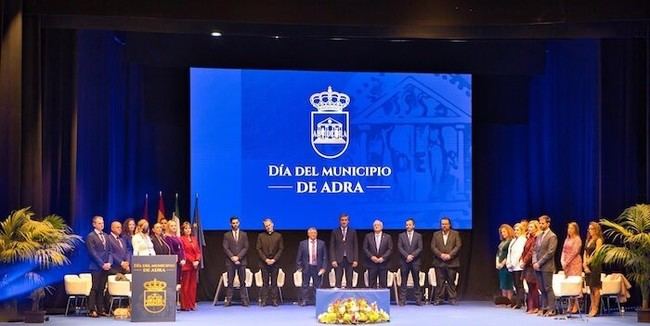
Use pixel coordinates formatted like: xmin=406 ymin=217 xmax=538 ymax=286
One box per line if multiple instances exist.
xmin=132 ymin=219 xmax=156 ymax=256
xmin=506 ymin=223 xmax=527 ymax=309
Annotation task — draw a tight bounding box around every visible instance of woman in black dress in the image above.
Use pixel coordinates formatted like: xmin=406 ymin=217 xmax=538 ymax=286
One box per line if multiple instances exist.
xmin=583 ymin=221 xmax=604 ymax=317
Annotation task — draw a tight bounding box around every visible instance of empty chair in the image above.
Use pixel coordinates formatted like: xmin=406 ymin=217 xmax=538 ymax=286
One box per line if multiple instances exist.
xmin=255 ymin=268 xmax=286 ymax=304
xmin=395 ymin=268 xmax=426 ymax=303
xmin=107 ymin=274 xmax=132 ymax=315
xmin=212 ymin=268 xmax=253 ymax=305
xmin=427 ymin=267 xmax=459 ymax=303
xmin=600 ymin=273 xmax=623 ymax=315
xmin=552 ymin=274 xmax=584 ymax=316
xmin=64 ymin=274 xmax=92 ymax=316
xmin=328 ymin=269 xmax=358 ymax=288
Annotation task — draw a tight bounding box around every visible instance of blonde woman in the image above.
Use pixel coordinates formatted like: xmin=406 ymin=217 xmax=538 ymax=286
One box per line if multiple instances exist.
xmin=496 ymin=224 xmax=515 ymax=303
xmin=584 ymin=222 xmax=604 ymax=317
xmin=132 ymin=219 xmax=155 ymax=256
xmin=521 ymin=221 xmax=540 ymax=313
xmin=506 ymin=223 xmax=527 ymax=309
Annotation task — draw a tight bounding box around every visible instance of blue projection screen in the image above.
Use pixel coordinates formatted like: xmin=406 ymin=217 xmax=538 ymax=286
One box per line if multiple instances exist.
xmin=191 ymin=68 xmax=472 ymax=230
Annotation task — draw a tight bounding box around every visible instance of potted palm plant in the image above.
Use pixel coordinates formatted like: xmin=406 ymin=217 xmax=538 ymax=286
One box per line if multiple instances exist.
xmin=0 ymin=207 xmax=82 ymax=323
xmin=596 ymin=204 xmax=650 ymax=323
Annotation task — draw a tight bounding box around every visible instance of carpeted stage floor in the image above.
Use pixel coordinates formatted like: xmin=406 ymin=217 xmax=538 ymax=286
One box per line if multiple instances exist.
xmin=36 ymin=301 xmax=634 ymax=325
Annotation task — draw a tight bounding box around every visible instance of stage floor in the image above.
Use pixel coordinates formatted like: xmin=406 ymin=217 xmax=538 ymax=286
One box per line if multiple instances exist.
xmin=43 ymin=301 xmax=634 ymax=326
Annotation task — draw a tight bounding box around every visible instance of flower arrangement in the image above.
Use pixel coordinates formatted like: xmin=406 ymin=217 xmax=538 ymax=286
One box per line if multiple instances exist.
xmin=318 ymin=298 xmax=390 ymax=324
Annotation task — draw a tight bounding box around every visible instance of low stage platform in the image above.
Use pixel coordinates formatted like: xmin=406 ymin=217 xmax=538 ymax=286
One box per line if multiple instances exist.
xmin=46 ymin=301 xmax=634 ymax=326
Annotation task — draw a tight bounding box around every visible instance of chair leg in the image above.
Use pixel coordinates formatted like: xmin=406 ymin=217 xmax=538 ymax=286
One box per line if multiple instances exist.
xmin=65 ymin=297 xmax=72 ymax=316
xmin=108 ymin=297 xmax=114 ymax=315
xmin=616 ymin=296 xmax=622 ymax=316
xmin=279 ymin=287 xmax=283 ymax=304
xmin=213 ymin=279 xmax=223 ymax=305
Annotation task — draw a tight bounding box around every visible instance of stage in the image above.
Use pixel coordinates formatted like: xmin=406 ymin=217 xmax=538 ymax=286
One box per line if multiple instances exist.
xmin=45 ymin=301 xmax=634 ymax=325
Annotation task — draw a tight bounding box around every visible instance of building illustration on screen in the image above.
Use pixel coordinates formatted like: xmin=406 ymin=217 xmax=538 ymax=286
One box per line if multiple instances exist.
xmin=310 ymin=86 xmax=350 ymax=159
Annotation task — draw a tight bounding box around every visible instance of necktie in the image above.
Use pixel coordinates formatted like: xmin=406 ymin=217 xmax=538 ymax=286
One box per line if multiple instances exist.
xmin=234 ymin=231 xmax=238 ymax=242
xmin=310 ymin=240 xmax=316 ymax=265
xmin=116 ymin=235 xmax=123 ymax=248
xmin=375 ymin=234 xmax=381 ymax=253
xmin=408 ymin=232 xmax=413 ymax=246
xmin=342 ymin=228 xmax=347 ymax=241
xmin=99 ymin=232 xmax=106 ymax=248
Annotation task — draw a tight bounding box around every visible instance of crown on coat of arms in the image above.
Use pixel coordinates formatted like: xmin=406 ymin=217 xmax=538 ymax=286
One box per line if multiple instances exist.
xmin=310 ymin=86 xmax=350 ymax=112
xmin=143 ymin=278 xmax=167 ymax=291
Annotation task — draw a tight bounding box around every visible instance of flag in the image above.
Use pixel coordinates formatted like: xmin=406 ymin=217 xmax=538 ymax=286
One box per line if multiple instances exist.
xmin=192 ymin=193 xmax=206 ymax=268
xmin=172 ymin=193 xmax=181 ymax=237
xmin=142 ymin=193 xmax=149 ymax=221
xmin=157 ymin=191 xmax=166 ymax=223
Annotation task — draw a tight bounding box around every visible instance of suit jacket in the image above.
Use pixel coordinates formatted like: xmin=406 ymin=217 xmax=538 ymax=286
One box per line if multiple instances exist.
xmin=329 ymin=227 xmax=359 ymax=263
xmin=430 ymin=230 xmax=462 ymax=268
xmin=86 ymin=231 xmax=112 ymax=271
xmin=107 ymin=233 xmax=130 ymax=269
xmin=296 ymin=239 xmax=328 ymax=271
xmin=152 ymin=234 xmax=172 ymax=255
xmin=223 ymin=230 xmax=249 ymax=266
xmin=532 ymin=229 xmax=557 ymax=273
xmin=180 ymin=235 xmax=202 ymax=272
xmin=363 ymin=232 xmax=393 ymax=267
xmin=397 ymin=231 xmax=423 ymax=266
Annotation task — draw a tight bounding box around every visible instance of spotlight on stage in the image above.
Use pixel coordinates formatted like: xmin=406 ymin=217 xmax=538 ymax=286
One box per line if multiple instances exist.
xmin=210 ymin=31 xmax=223 ymax=37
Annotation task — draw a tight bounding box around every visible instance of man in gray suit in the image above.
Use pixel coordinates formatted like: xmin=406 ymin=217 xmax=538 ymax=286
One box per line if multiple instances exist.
xmin=533 ymin=215 xmax=557 ymax=316
xmin=397 ymin=217 xmax=423 ymax=306
xmin=222 ymin=216 xmax=250 ymax=306
xmin=431 ymin=216 xmax=462 ymax=305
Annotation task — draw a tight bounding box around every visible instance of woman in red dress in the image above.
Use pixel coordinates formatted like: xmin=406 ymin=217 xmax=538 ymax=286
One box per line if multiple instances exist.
xmin=180 ymin=222 xmax=201 ymax=311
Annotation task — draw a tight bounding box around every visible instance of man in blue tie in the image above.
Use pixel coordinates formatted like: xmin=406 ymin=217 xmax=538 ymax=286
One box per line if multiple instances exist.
xmin=86 ymin=216 xmax=112 ymax=318
xmin=296 ymin=227 xmax=327 ymax=306
xmin=363 ymin=220 xmax=393 ymax=288
xmin=397 ymin=217 xmax=423 ymax=305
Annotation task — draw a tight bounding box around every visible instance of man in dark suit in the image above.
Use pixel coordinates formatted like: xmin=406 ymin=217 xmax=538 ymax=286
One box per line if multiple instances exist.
xmin=397 ymin=217 xmax=423 ymax=305
xmin=533 ymin=215 xmax=557 ymax=316
xmin=222 ymin=216 xmax=250 ymax=306
xmin=329 ymin=213 xmax=358 ymax=288
xmin=363 ymin=219 xmax=393 ymax=288
xmin=107 ymin=221 xmax=130 ymax=274
xmin=256 ymin=218 xmax=284 ymax=306
xmin=296 ymin=227 xmax=327 ymax=306
xmin=86 ymin=215 xmax=113 ymax=318
xmin=430 ymin=216 xmax=462 ymax=305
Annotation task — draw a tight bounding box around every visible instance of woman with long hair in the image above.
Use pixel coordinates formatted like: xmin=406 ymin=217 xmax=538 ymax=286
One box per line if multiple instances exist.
xmin=164 ymin=220 xmax=186 ymax=285
xmin=584 ymin=221 xmax=604 ymax=317
xmin=132 ymin=219 xmax=156 ymax=256
xmin=179 ymin=222 xmax=202 ymax=311
xmin=560 ymin=222 xmax=583 ymax=313
xmin=122 ymin=218 xmax=136 ymax=255
xmin=151 ymin=222 xmax=172 ymax=255
xmin=506 ymin=223 xmax=527 ymax=309
xmin=521 ymin=221 xmax=540 ymax=314
xmin=496 ymin=224 xmax=515 ymax=303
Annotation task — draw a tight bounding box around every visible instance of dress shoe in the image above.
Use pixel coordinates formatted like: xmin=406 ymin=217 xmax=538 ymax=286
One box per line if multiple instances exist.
xmin=432 ymin=300 xmax=442 ymax=305
xmin=450 ymin=300 xmax=458 ymax=305
xmin=298 ymin=301 xmax=306 ymax=307
xmin=99 ymin=311 xmax=110 ymax=317
xmin=223 ymin=300 xmax=231 ymax=307
xmin=398 ymin=301 xmax=406 ymax=306
xmin=272 ymin=300 xmax=279 ymax=307
xmin=88 ymin=311 xmax=99 ymax=318
xmin=543 ymin=310 xmax=556 ymax=317
xmin=415 ymin=300 xmax=423 ymax=306
xmin=242 ymin=300 xmax=250 ymax=307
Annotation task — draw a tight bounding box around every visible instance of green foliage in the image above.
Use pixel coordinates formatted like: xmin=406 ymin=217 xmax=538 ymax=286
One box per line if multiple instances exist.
xmin=596 ymin=204 xmax=650 ymax=309
xmin=0 ymin=207 xmax=82 ymax=310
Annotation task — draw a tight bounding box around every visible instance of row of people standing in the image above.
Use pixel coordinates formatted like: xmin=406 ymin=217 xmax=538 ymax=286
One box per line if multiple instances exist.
xmin=496 ymin=215 xmax=604 ymax=318
xmin=221 ymin=213 xmax=462 ymax=307
xmin=85 ymin=216 xmax=202 ymax=318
